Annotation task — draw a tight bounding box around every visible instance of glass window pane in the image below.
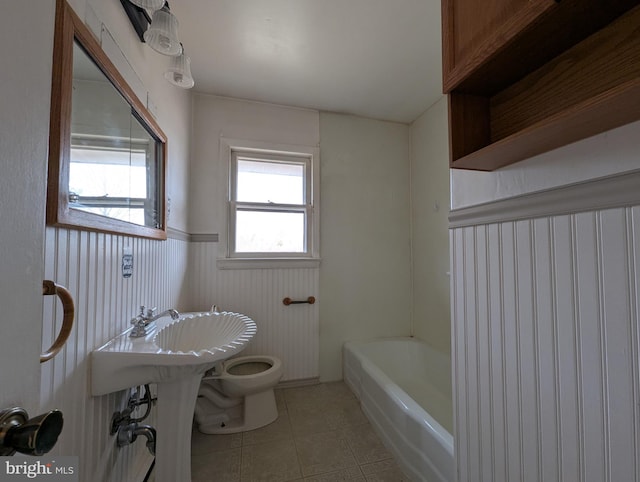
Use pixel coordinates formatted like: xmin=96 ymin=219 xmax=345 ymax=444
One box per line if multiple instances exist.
xmin=236 ymin=159 xmax=304 ymax=204
xmin=70 ymin=148 xmax=147 ymax=198
xmin=79 ymin=207 xmax=146 ymax=225
xmin=236 ymin=210 xmax=305 ymax=252
xmin=69 ymin=146 xmax=150 ymax=225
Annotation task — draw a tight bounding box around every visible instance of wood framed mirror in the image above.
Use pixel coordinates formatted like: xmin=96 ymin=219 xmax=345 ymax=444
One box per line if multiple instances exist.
xmin=47 ymin=0 xmax=167 ymax=240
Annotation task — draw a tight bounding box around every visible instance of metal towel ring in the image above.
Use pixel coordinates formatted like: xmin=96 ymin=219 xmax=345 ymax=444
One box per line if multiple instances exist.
xmin=41 ymin=280 xmax=75 ymax=363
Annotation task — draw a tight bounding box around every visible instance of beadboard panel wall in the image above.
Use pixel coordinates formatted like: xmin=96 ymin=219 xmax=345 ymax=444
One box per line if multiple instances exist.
xmin=40 ymin=227 xmax=189 ymax=482
xmin=188 ymin=242 xmax=320 ymax=382
xmin=450 ymin=206 xmax=640 ymax=482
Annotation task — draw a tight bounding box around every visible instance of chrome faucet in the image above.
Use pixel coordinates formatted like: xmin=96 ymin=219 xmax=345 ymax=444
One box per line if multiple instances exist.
xmin=130 ymin=306 xmax=180 ymax=338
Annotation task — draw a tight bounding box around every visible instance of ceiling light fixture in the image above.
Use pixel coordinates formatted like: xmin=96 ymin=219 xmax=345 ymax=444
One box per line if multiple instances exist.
xmin=164 ymin=44 xmax=195 ymax=89
xmin=143 ymin=2 xmax=181 ymax=56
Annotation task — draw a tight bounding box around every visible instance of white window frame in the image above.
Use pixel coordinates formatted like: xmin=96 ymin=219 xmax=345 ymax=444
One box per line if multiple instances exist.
xmin=218 ymin=138 xmax=320 ymax=269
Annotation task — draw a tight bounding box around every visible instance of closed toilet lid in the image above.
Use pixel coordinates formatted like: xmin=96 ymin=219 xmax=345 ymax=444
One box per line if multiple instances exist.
xmin=227 ymin=361 xmax=272 ymax=376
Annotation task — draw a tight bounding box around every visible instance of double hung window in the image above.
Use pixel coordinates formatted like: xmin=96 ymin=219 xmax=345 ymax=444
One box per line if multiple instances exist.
xmin=229 ymin=148 xmax=316 ymax=258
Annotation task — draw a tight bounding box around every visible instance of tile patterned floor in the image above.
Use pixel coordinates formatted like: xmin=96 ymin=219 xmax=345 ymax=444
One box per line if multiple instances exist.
xmin=190 ymin=382 xmax=411 ymax=481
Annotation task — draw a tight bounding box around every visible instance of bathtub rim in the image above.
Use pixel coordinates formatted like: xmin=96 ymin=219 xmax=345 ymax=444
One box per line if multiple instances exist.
xmin=343 ymin=337 xmax=454 ymax=456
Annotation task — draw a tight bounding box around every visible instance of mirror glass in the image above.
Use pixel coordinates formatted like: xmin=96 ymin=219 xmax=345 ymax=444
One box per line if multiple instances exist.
xmin=47 ymin=0 xmax=166 ymax=239
xmin=70 ymin=43 xmax=162 ymax=228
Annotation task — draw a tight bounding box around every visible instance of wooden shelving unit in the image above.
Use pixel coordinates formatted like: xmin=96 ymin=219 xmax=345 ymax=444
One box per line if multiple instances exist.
xmin=442 ymin=0 xmax=640 ymax=171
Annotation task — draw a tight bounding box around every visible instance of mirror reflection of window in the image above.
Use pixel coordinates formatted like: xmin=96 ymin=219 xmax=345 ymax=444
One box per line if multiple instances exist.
xmin=69 ymin=136 xmax=148 ymax=225
xmin=69 ymin=42 xmax=161 ymax=228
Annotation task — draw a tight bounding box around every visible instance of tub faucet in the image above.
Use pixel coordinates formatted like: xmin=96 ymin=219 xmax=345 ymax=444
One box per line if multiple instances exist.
xmin=130 ymin=306 xmax=180 ymax=338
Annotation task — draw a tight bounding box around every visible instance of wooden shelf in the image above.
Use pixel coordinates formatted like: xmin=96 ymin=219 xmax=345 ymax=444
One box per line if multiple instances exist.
xmin=443 ymin=0 xmax=554 ymax=94
xmin=443 ymin=0 xmax=640 ymax=170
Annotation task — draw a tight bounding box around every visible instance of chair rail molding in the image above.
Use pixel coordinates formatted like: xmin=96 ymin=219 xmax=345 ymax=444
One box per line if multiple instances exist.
xmin=449 ymin=169 xmax=640 ymax=228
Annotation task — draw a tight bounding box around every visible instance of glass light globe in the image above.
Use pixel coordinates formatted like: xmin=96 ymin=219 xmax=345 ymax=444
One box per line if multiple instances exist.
xmin=164 ymin=49 xmax=195 ymax=89
xmin=143 ymin=4 xmax=181 ymax=56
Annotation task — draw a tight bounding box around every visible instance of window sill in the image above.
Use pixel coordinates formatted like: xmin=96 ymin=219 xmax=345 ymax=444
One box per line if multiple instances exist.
xmin=216 ymin=257 xmax=321 ymax=270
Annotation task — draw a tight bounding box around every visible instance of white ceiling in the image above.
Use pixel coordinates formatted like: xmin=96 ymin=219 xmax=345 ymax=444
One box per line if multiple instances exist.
xmin=169 ymin=0 xmax=443 ymax=124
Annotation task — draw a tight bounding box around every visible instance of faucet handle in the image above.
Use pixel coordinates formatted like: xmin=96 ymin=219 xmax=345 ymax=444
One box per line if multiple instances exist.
xmin=146 ymin=307 xmax=157 ymax=318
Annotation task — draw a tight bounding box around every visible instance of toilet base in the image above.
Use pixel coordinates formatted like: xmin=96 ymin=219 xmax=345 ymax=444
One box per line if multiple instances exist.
xmin=197 ymin=388 xmax=278 ymax=434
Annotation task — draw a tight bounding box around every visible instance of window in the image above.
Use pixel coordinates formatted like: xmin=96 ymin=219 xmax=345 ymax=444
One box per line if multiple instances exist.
xmin=228 ymin=147 xmax=317 ymax=260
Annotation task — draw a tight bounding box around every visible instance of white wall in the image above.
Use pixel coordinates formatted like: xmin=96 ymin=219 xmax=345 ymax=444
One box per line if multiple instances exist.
xmin=451 ymin=120 xmax=640 ymax=209
xmin=409 ymin=97 xmax=451 ymax=354
xmin=188 ymin=94 xmax=320 ymax=235
xmin=42 ymin=232 xmax=189 ymax=481
xmin=319 ymin=112 xmax=412 ymax=381
xmin=29 ymin=1 xmax=192 ymax=481
xmin=187 ymin=98 xmax=426 ymax=383
xmin=187 ymin=95 xmax=321 ymax=382
xmin=451 ymin=203 xmax=640 ymax=482
xmin=449 ymin=103 xmax=640 ymax=480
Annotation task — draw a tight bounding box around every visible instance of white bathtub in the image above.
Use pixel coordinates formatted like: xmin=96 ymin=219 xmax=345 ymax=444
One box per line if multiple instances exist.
xmin=343 ymin=338 xmax=454 ymax=482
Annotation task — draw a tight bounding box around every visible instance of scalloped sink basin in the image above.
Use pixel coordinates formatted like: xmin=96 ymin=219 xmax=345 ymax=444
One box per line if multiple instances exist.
xmin=90 ymin=311 xmax=257 ymax=396
xmin=155 ymin=312 xmax=256 ymax=354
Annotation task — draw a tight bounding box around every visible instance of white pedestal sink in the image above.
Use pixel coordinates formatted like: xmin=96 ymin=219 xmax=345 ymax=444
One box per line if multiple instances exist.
xmin=91 ymin=311 xmax=257 ymax=482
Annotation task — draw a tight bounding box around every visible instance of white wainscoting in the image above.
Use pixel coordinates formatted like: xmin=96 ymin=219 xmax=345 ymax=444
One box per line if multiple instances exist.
xmin=450 ymin=205 xmax=640 ymax=482
xmin=40 ymin=229 xmax=318 ymax=481
xmin=40 ymin=227 xmax=189 ymax=482
xmin=188 ymin=242 xmax=320 ymax=382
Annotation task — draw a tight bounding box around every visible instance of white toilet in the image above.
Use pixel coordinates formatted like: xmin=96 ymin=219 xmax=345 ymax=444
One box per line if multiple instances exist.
xmin=194 ymin=355 xmax=283 ymax=434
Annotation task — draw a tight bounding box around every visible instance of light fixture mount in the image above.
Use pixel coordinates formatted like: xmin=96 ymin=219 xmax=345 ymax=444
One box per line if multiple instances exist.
xmin=120 ymin=0 xmax=193 ymax=88
xmin=119 ymin=0 xmax=151 ymax=42
xmin=128 ymin=0 xmax=165 ymax=11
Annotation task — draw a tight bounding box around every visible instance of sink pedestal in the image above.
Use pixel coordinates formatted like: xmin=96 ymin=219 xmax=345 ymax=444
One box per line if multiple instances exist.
xmin=155 ymin=375 xmax=203 ymax=482
xmin=90 ymin=311 xmax=258 ymax=481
